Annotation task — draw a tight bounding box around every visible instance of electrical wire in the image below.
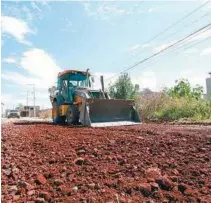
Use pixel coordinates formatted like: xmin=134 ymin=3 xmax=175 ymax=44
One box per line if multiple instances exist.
xmin=106 ymin=22 xmax=211 ymax=81
xmin=107 ymin=0 xmax=210 ymax=72
xmin=160 ymin=11 xmax=211 ymax=42
xmin=129 ymin=0 xmax=210 ymax=55
xmin=182 ymin=35 xmax=211 ymax=51
xmin=172 ymin=26 xmax=211 ymax=52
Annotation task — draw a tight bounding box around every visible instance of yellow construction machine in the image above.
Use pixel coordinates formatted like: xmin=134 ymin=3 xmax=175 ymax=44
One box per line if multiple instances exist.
xmin=49 ymin=69 xmax=141 ymax=127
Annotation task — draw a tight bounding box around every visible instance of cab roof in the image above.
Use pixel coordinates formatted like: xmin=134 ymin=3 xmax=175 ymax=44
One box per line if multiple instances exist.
xmin=58 ymin=70 xmax=91 ymax=78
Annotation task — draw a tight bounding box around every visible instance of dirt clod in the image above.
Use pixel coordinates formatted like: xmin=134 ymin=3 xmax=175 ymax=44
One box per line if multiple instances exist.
xmin=2 ymin=122 xmax=211 ymax=202
xmin=36 ymin=174 xmax=47 ymax=185
xmin=136 ymin=183 xmax=151 ymax=197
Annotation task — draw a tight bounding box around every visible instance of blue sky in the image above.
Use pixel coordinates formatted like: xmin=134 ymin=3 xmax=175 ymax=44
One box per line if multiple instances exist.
xmin=1 ymin=0 xmax=211 ymax=109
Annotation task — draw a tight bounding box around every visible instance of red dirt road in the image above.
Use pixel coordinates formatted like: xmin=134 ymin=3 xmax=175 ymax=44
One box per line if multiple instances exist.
xmin=2 ymin=122 xmax=211 ymax=202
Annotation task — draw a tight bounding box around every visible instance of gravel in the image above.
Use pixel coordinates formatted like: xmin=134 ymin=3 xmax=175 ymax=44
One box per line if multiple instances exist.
xmin=1 ymin=121 xmax=211 ymax=202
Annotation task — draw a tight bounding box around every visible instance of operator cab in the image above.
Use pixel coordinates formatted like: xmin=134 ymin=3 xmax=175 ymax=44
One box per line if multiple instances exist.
xmin=58 ymin=70 xmax=93 ymax=90
xmin=49 ymin=69 xmax=110 ymax=104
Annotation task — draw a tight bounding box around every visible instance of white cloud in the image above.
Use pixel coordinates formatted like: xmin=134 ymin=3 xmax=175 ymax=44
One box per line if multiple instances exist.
xmin=137 ymin=5 xmax=163 ymax=14
xmin=2 ymin=48 xmax=62 ymax=90
xmin=97 ymin=5 xmax=131 ymax=15
xmin=3 ymin=57 xmax=17 ymax=64
xmin=29 ymin=2 xmax=45 ymax=20
xmin=153 ymin=41 xmax=175 ymax=52
xmin=81 ymin=2 xmax=131 ymax=20
xmin=39 ymin=1 xmax=51 ymax=10
xmin=31 ymin=2 xmax=42 ymax=12
xmin=200 ymin=47 xmax=211 ymax=56
xmin=1 ymin=3 xmax=45 ymax=24
xmin=20 ymin=48 xmax=62 ymax=86
xmin=81 ymin=2 xmax=98 ymax=17
xmin=1 ymin=16 xmax=34 ymax=45
xmin=22 ymin=5 xmax=34 ymax=21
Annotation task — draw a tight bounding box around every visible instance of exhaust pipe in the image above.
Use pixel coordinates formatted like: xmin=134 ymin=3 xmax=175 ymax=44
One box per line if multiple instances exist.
xmin=100 ymin=75 xmax=106 ymax=99
xmin=100 ymin=75 xmax=105 ymax=92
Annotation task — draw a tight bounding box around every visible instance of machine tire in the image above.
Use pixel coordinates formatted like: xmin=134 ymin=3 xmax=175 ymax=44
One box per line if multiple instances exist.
xmin=66 ymin=105 xmax=79 ymax=125
xmin=52 ymin=101 xmax=65 ymax=124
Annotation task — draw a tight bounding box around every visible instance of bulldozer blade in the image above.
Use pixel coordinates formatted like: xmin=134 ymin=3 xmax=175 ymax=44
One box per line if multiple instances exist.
xmin=80 ymin=98 xmax=141 ymax=127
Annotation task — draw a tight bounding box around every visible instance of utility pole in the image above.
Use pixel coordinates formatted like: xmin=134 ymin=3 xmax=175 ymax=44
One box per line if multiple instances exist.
xmin=27 ymin=84 xmax=36 ymax=117
xmin=1 ymin=102 xmax=4 ymax=117
xmin=26 ymin=91 xmax=29 ymax=106
xmin=26 ymin=91 xmax=29 ymax=117
xmin=33 ymin=85 xmax=36 ymax=117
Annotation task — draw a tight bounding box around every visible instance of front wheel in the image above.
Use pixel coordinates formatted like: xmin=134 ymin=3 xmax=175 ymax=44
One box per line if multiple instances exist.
xmin=52 ymin=101 xmax=65 ymax=124
xmin=66 ymin=105 xmax=79 ymax=125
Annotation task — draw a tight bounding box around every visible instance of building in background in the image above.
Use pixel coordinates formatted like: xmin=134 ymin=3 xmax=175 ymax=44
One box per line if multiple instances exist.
xmin=20 ymin=106 xmax=40 ymax=117
xmin=206 ymin=72 xmax=211 ymax=98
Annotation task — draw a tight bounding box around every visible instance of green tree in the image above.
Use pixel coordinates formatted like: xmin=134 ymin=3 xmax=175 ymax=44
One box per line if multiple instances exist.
xmin=163 ymin=79 xmax=203 ymax=100
xmin=109 ymin=73 xmax=139 ymax=99
xmin=192 ymin=84 xmax=203 ymax=99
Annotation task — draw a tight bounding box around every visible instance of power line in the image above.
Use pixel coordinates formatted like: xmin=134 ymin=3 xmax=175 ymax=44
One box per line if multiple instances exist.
xmin=161 ymin=11 xmax=211 ymax=42
xmin=108 ymin=0 xmax=210 ymax=70
xmin=172 ymin=26 xmax=211 ymax=52
xmin=129 ymin=0 xmax=210 ymax=55
xmin=121 ymin=34 xmax=211 ymax=80
xmin=107 ymin=22 xmax=211 ymax=81
xmin=182 ymin=35 xmax=211 ymax=51
xmin=132 ymin=32 xmax=211 ymax=80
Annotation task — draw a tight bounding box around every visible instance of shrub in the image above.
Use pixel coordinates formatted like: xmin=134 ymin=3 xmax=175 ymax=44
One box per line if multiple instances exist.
xmin=136 ymin=92 xmax=169 ymax=121
xmin=137 ymin=95 xmax=211 ymax=122
xmin=136 ymin=79 xmax=211 ymax=122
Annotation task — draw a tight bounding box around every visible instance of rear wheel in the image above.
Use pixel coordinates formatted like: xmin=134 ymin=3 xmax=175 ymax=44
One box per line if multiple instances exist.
xmin=52 ymin=101 xmax=65 ymax=124
xmin=66 ymin=105 xmax=79 ymax=125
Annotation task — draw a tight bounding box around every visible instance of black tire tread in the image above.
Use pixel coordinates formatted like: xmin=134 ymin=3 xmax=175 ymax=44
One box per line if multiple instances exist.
xmin=66 ymin=105 xmax=79 ymax=125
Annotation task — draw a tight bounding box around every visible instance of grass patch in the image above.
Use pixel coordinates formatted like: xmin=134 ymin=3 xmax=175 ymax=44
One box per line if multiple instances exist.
xmin=137 ymin=94 xmax=211 ymax=122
